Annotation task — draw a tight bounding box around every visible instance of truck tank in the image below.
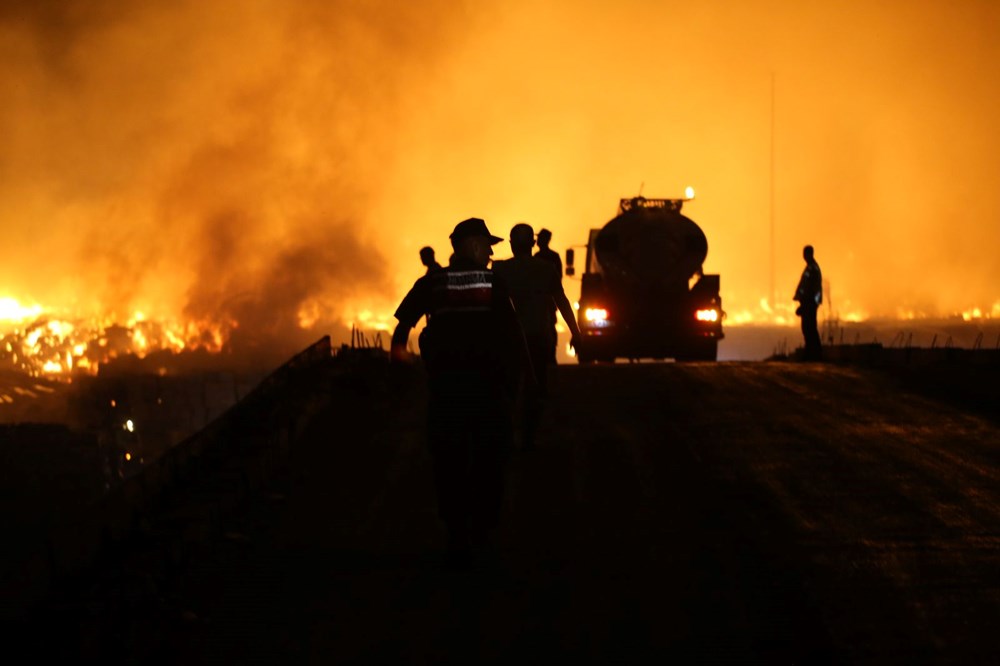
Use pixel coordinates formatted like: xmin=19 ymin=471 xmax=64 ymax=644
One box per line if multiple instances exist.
xmin=572 ymin=196 xmax=724 ymax=362
xmin=594 ymin=199 xmax=708 ymax=291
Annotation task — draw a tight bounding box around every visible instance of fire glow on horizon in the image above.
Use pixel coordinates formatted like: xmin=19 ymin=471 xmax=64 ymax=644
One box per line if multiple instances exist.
xmin=1 ymin=0 xmax=998 ymax=374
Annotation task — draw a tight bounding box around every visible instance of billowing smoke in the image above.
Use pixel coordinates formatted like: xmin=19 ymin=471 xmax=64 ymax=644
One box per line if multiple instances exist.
xmin=0 ymin=0 xmax=470 ymax=361
xmin=1 ymin=0 xmax=997 ymax=368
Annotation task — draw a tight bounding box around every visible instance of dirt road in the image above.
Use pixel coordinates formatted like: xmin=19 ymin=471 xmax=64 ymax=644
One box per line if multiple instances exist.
xmin=15 ymin=360 xmax=1000 ymax=663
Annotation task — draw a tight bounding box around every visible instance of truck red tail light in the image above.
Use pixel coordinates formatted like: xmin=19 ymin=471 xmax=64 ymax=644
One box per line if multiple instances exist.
xmin=695 ymin=308 xmax=719 ymax=322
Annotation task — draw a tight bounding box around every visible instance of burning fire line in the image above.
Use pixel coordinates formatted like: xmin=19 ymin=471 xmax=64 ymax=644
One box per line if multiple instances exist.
xmin=0 ymin=295 xmax=397 ymax=377
xmin=2 ymin=291 xmax=995 ymax=377
xmin=1 ymin=298 xmax=233 ymax=377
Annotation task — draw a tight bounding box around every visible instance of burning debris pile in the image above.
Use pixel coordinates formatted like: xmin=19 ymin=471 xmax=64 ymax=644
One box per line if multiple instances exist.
xmin=0 ymin=309 xmax=231 ymax=377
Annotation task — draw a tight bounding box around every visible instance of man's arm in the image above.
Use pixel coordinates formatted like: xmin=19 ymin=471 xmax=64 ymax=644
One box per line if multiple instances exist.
xmin=811 ymin=267 xmax=823 ymax=305
xmin=553 ymin=287 xmax=581 ymax=349
xmin=390 ymin=277 xmax=427 ymax=362
xmin=793 ymin=270 xmax=807 ymax=302
xmin=549 ymin=264 xmax=581 ymax=349
xmin=390 ymin=321 xmax=414 ymax=362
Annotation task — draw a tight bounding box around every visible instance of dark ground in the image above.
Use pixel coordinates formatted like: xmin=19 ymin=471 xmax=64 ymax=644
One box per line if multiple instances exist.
xmin=7 ymin=359 xmax=1000 ymax=664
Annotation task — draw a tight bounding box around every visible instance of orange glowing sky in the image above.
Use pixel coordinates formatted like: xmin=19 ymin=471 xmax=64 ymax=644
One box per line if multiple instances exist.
xmin=1 ymin=0 xmax=998 ymax=355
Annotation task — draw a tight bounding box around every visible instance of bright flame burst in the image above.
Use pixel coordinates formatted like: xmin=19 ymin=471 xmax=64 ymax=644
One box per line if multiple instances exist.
xmin=719 ymin=296 xmax=875 ymax=326
xmin=0 ymin=297 xmax=43 ymax=323
xmin=722 ymin=297 xmax=1000 ymax=326
xmin=347 ymin=309 xmax=393 ymax=332
xmin=0 ymin=296 xmax=233 ymax=377
xmin=961 ymin=302 xmax=1000 ymax=321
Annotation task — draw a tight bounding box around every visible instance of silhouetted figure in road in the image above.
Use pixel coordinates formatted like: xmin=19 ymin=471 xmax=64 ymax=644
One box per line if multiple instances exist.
xmin=534 ymin=228 xmax=568 ymax=364
xmin=793 ymin=244 xmax=823 ymax=361
xmin=392 ymin=218 xmax=526 ymax=567
xmin=534 ymin=228 xmax=562 ymax=277
xmin=494 ymin=223 xmax=581 ymax=450
xmin=419 ymin=246 xmax=442 ymax=275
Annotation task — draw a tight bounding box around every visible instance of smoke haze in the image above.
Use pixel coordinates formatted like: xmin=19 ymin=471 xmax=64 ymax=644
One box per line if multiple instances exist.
xmin=1 ymin=0 xmax=998 ymax=358
xmin=375 ymin=0 xmax=1000 ymax=321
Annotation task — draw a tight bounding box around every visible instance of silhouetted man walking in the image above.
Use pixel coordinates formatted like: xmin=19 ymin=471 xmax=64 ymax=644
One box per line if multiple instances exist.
xmin=793 ymin=244 xmax=823 ymax=361
xmin=494 ymin=223 xmax=581 ymax=449
xmin=392 ymin=218 xmax=525 ymax=566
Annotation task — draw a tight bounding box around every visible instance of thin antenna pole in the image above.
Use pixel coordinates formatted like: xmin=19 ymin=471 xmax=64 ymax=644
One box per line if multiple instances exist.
xmin=769 ymin=72 xmax=776 ymax=313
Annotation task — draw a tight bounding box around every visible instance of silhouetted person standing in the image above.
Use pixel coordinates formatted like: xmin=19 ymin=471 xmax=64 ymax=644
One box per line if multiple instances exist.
xmin=534 ymin=228 xmax=562 ymax=276
xmin=534 ymin=228 xmax=567 ymax=364
xmin=415 ymin=247 xmax=443 ymax=356
xmin=494 ymin=223 xmax=581 ymax=450
xmin=392 ymin=218 xmax=525 ymax=566
xmin=419 ymin=246 xmax=442 ymax=274
xmin=794 ymin=244 xmax=823 ymax=361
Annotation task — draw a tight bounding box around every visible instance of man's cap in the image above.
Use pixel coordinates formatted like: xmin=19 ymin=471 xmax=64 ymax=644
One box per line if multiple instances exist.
xmin=510 ymin=222 xmax=535 ymax=246
xmin=537 ymin=228 xmax=552 ymax=238
xmin=450 ymin=217 xmax=503 ymax=245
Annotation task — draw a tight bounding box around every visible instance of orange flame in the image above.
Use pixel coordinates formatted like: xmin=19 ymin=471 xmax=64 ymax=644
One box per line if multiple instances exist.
xmin=0 ymin=296 xmax=236 ymax=376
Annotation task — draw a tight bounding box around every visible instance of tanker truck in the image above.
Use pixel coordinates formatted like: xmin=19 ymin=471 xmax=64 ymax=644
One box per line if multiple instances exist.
xmin=565 ymin=195 xmax=723 ymax=362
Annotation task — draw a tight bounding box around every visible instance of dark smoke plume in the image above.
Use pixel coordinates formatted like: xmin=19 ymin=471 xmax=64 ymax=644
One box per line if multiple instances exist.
xmin=0 ymin=0 xmax=468 ymax=362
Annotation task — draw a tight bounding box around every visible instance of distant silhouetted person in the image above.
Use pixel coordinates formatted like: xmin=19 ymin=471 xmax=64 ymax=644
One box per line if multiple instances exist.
xmin=419 ymin=246 xmax=442 ymax=274
xmin=494 ymin=223 xmax=581 ymax=450
xmin=534 ymin=228 xmax=562 ymax=277
xmin=534 ymin=228 xmax=567 ymax=364
xmin=793 ymin=244 xmax=823 ymax=361
xmin=392 ymin=218 xmax=526 ymax=567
